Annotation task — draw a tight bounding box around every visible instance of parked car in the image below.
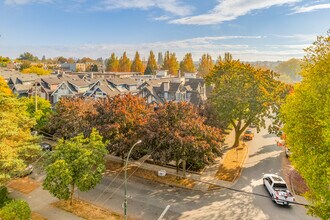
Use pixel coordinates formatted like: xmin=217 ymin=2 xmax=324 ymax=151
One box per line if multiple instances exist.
xmin=285 ymin=147 xmax=292 ymax=157
xmin=243 ymin=129 xmax=254 ymax=140
xmin=40 ymin=143 xmax=52 ymax=151
xmin=249 ymin=123 xmax=256 ymax=128
xmin=18 ymin=164 xmax=33 ymax=177
xmin=263 ymin=174 xmax=295 ymax=205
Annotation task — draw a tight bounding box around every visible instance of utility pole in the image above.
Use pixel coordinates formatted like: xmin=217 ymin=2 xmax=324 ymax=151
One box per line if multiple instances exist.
xmin=124 ymin=140 xmax=142 ymax=220
xmin=35 ymin=82 xmax=38 ymax=112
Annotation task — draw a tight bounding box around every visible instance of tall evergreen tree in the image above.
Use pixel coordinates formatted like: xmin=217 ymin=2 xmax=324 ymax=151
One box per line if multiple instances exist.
xmin=119 ymin=52 xmax=131 ymax=72
xmin=131 ymin=51 xmax=144 ymax=73
xmin=198 ymin=54 xmax=214 ymax=77
xmin=157 ymin=52 xmax=164 ymax=66
xmin=106 ymin=53 xmax=119 ymax=72
xmin=180 ymin=53 xmax=195 ymax=74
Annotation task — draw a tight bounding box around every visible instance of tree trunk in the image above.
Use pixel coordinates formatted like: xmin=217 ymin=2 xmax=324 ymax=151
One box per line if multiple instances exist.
xmin=70 ymin=183 xmax=75 ymax=205
xmin=233 ymin=129 xmax=241 ymax=148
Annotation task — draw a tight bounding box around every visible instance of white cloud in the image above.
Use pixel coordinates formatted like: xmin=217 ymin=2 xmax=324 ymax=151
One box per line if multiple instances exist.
xmin=170 ymin=0 xmax=301 ymax=25
xmin=97 ymin=0 xmax=193 ymax=16
xmin=4 ymin=0 xmax=52 ymax=5
xmin=292 ymin=3 xmax=330 ymax=14
xmin=274 ymin=34 xmax=317 ymax=42
xmin=3 ymin=35 xmax=306 ymax=61
xmin=153 ymin=15 xmax=172 ymax=21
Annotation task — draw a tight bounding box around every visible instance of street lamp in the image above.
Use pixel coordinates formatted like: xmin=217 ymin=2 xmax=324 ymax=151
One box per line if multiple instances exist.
xmin=124 ymin=139 xmax=142 ymax=220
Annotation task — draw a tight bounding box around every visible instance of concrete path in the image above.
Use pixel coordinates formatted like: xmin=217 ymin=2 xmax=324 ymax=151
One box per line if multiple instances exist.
xmin=8 ymin=185 xmax=82 ymax=220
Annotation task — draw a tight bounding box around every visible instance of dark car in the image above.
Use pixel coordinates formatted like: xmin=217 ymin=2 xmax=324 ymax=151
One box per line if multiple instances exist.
xmin=40 ymin=143 xmax=52 ymax=151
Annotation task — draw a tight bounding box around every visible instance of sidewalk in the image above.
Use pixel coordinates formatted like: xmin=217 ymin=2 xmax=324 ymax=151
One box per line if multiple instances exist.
xmin=8 ymin=184 xmax=82 ymax=220
xmin=193 ymin=128 xmax=236 ymax=191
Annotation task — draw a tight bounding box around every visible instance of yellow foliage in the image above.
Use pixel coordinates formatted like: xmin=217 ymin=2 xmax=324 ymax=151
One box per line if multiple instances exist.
xmin=22 ymin=66 xmax=51 ymax=75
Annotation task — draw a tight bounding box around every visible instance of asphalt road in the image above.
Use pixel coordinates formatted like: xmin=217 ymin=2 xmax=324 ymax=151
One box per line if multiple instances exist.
xmin=80 ymin=126 xmax=317 ymax=220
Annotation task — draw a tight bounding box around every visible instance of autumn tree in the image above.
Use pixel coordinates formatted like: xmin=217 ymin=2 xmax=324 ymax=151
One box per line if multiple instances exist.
xmin=93 ymin=94 xmax=152 ymax=159
xmin=162 ymin=51 xmax=170 ymax=71
xmin=198 ymin=54 xmax=213 ymax=77
xmin=145 ymin=51 xmax=158 ymax=75
xmin=45 ymin=97 xmax=96 ymax=139
xmin=275 ymin=58 xmax=303 ymax=82
xmin=281 ymin=34 xmax=330 ymax=220
xmin=206 ymin=59 xmax=289 ymax=148
xmin=21 ymin=66 xmax=51 ymax=75
xmin=180 ymin=53 xmax=195 ymax=74
xmin=119 ymin=52 xmax=131 ymax=72
xmin=162 ymin=52 xmax=179 ymax=75
xmin=0 ymin=90 xmax=40 ymax=184
xmin=43 ymin=129 xmax=107 ymax=205
xmin=0 ymin=77 xmax=12 ymax=96
xmin=131 ymin=51 xmax=144 ymax=73
xmin=143 ymin=102 xmax=223 ymax=176
xmin=78 ymin=57 xmax=94 ymax=63
xmin=106 ymin=53 xmax=119 ymax=72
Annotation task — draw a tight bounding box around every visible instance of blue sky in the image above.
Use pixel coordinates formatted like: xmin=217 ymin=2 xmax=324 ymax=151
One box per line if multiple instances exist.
xmin=0 ymin=0 xmax=329 ymax=61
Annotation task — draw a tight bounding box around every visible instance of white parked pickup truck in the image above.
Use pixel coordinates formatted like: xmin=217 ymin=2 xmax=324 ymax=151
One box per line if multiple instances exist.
xmin=263 ymin=174 xmax=295 ymax=205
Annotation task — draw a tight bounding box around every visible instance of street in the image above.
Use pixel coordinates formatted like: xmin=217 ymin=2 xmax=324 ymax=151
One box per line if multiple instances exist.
xmin=80 ymin=126 xmax=317 ymax=220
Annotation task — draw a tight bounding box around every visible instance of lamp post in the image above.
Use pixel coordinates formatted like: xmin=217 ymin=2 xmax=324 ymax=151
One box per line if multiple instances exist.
xmin=124 ymin=139 xmax=142 ymax=220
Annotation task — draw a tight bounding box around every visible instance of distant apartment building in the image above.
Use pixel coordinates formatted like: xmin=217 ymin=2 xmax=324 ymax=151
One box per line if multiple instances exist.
xmin=61 ymin=63 xmax=86 ymax=72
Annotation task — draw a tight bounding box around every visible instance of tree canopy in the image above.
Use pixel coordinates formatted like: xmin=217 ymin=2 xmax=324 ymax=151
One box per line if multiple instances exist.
xmin=106 ymin=53 xmax=119 ymax=72
xmin=146 ymin=51 xmax=158 ymax=73
xmin=143 ymin=102 xmax=223 ymax=175
xmin=281 ymin=35 xmax=330 ymax=220
xmin=45 ymin=97 xmax=96 ymax=139
xmin=119 ymin=52 xmax=131 ymax=72
xmin=18 ymin=52 xmax=38 ymax=62
xmin=131 ymin=51 xmax=144 ymax=73
xmin=198 ymin=54 xmax=213 ymax=77
xmin=21 ymin=66 xmax=51 ymax=75
xmin=43 ymin=129 xmax=107 ymax=204
xmin=21 ymin=96 xmax=52 ymax=130
xmin=180 ymin=53 xmax=195 ymax=74
xmin=206 ymin=59 xmax=290 ymax=147
xmin=0 ymin=90 xmax=40 ymax=184
xmin=162 ymin=51 xmax=179 ymax=75
xmin=93 ymin=94 xmax=152 ymax=159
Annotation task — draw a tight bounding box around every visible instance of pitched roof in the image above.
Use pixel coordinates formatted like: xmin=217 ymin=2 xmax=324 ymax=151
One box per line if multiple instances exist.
xmin=107 ymin=77 xmax=137 ymax=85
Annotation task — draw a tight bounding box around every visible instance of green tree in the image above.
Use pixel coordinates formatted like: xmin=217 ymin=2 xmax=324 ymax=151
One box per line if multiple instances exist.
xmin=0 ymin=56 xmax=10 ymax=67
xmin=131 ymin=51 xmax=144 ymax=73
xmin=106 ymin=53 xmax=119 ymax=72
xmin=206 ymin=59 xmax=289 ymax=148
xmin=18 ymin=52 xmax=38 ymax=62
xmin=119 ymin=52 xmax=131 ymax=72
xmin=281 ymin=35 xmax=330 ymax=220
xmin=43 ymin=129 xmax=107 ymax=205
xmin=198 ymin=54 xmax=213 ymax=77
xmin=21 ymin=96 xmax=52 ymax=130
xmin=0 ymin=199 xmax=31 ymax=220
xmin=146 ymin=51 xmax=158 ymax=73
xmin=57 ymin=56 xmax=68 ymax=64
xmin=180 ymin=53 xmax=195 ymax=74
xmin=19 ymin=60 xmax=31 ymax=71
xmin=144 ymin=66 xmax=155 ymax=75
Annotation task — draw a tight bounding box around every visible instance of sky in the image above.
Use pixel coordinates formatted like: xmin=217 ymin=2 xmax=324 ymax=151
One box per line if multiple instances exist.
xmin=0 ymin=0 xmax=329 ymax=61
